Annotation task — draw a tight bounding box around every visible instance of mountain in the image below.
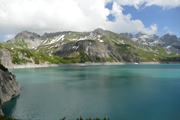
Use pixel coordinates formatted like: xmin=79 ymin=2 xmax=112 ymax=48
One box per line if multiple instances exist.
xmin=0 ymin=28 xmax=180 ymax=68
xmin=7 ymin=30 xmax=42 ymax=49
xmin=120 ymin=32 xmax=180 ymax=53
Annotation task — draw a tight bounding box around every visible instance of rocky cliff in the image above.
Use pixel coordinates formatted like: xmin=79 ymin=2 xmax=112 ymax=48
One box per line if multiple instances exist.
xmin=0 ymin=48 xmax=13 ymax=68
xmin=0 ymin=106 xmax=3 ymax=115
xmin=0 ymin=65 xmax=20 ymax=115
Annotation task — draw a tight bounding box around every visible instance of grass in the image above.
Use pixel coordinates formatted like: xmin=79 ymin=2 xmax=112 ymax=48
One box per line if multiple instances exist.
xmin=157 ymin=46 xmax=168 ymax=56
xmin=4 ymin=45 xmax=68 ymax=64
xmin=0 ymin=43 xmax=3 ymax=48
xmin=112 ymin=42 xmax=174 ymax=62
xmin=14 ymin=39 xmax=28 ymax=48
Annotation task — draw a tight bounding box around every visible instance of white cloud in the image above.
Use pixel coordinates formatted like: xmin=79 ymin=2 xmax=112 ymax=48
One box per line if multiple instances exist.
xmin=0 ymin=0 xmax=179 ymax=41
xmin=0 ymin=0 xmax=110 ymax=35
xmin=103 ymin=2 xmax=158 ymax=34
xmin=4 ymin=34 xmax=15 ymax=40
xmin=149 ymin=24 xmax=158 ymax=33
xmin=0 ymin=34 xmax=15 ymax=42
xmin=145 ymin=0 xmax=180 ymax=9
xmin=163 ymin=26 xmax=174 ymax=34
xmin=113 ymin=0 xmax=180 ymax=9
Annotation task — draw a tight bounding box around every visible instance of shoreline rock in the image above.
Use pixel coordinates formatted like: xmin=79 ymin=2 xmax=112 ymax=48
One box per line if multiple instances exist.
xmin=0 ymin=67 xmax=20 ymax=115
xmin=0 ymin=108 xmax=3 ymax=115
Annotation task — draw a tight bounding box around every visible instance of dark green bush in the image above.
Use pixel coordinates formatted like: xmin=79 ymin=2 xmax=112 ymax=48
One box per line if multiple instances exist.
xmin=0 ymin=115 xmax=18 ymax=120
xmin=0 ymin=64 xmax=8 ymax=71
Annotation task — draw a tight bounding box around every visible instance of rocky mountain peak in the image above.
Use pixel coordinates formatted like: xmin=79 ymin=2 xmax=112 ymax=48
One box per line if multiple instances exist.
xmin=120 ymin=31 xmax=180 ymax=53
xmin=92 ymin=28 xmax=105 ymax=35
xmin=14 ymin=30 xmax=40 ymax=40
xmin=135 ymin=32 xmax=148 ymax=37
xmin=150 ymin=34 xmax=159 ymax=38
xmin=161 ymin=33 xmax=171 ymax=39
xmin=8 ymin=31 xmax=42 ymax=49
xmin=160 ymin=34 xmax=178 ymax=42
xmin=120 ymin=33 xmax=133 ymax=39
xmin=42 ymin=31 xmax=73 ymax=39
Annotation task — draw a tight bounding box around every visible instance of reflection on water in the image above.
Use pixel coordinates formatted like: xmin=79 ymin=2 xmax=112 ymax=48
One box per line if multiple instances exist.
xmin=2 ymin=95 xmax=19 ymax=116
xmin=2 ymin=64 xmax=180 ymax=120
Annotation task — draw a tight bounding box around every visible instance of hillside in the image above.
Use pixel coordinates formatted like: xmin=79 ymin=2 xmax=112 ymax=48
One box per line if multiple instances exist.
xmin=0 ymin=28 xmax=180 ymax=67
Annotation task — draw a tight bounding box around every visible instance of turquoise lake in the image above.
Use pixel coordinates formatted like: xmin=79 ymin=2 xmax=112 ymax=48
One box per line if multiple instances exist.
xmin=2 ymin=64 xmax=180 ymax=120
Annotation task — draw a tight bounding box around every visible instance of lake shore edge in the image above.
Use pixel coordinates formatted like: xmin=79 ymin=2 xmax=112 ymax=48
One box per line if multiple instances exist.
xmin=7 ymin=62 xmax=180 ymax=69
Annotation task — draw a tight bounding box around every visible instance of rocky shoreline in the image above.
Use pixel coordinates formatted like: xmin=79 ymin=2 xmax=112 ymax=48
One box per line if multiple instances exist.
xmin=6 ymin=62 xmax=180 ymax=69
xmin=0 ymin=66 xmax=20 ymax=115
xmin=7 ymin=63 xmax=124 ymax=69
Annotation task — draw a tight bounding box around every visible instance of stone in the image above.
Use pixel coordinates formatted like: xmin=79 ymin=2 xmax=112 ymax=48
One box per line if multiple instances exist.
xmin=0 ymin=66 xmax=20 ymax=115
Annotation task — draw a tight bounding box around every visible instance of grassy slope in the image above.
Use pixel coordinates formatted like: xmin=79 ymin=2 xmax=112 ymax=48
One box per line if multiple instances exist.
xmin=107 ymin=32 xmax=180 ymax=62
xmin=2 ymin=40 xmax=68 ymax=64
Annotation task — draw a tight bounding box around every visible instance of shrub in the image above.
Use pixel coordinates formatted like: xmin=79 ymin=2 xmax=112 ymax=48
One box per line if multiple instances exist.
xmin=0 ymin=64 xmax=8 ymax=71
xmin=0 ymin=115 xmax=18 ymax=120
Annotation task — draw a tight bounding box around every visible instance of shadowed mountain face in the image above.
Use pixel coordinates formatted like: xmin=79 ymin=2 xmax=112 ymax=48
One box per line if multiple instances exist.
xmin=0 ymin=28 xmax=179 ymax=67
xmin=120 ymin=32 xmax=180 ymax=53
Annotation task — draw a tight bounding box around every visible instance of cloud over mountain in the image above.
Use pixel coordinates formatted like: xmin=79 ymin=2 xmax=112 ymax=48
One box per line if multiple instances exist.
xmin=0 ymin=0 xmax=179 ymax=41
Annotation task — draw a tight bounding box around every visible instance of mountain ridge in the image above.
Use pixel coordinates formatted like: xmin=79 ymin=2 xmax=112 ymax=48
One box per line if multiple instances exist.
xmin=120 ymin=32 xmax=180 ymax=53
xmin=0 ymin=28 xmax=179 ymax=68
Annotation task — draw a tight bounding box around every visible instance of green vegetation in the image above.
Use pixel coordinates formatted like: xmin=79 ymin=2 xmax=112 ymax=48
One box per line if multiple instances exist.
xmin=0 ymin=64 xmax=8 ymax=71
xmin=157 ymin=46 xmax=168 ymax=56
xmin=1 ymin=30 xmax=180 ymax=65
xmin=64 ymin=32 xmax=83 ymax=40
xmin=63 ymin=56 xmax=79 ymax=63
xmin=112 ymin=41 xmax=180 ymax=62
xmin=14 ymin=39 xmax=28 ymax=48
xmin=3 ymin=39 xmax=28 ymax=48
xmin=0 ymin=115 xmax=18 ymax=120
xmin=3 ymin=39 xmax=179 ymax=64
xmin=79 ymin=51 xmax=91 ymax=63
xmin=0 ymin=43 xmax=3 ymax=48
xmin=3 ymin=44 xmax=68 ymax=64
xmin=160 ymin=57 xmax=180 ymax=63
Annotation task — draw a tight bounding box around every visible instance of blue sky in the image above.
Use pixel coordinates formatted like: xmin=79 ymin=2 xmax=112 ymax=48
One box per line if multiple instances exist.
xmin=0 ymin=0 xmax=180 ymax=42
xmin=106 ymin=1 xmax=180 ymax=37
xmin=123 ymin=5 xmax=180 ymax=37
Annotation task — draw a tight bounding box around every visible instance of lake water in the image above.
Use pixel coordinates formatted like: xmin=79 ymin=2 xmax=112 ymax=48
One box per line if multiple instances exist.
xmin=2 ymin=64 xmax=180 ymax=120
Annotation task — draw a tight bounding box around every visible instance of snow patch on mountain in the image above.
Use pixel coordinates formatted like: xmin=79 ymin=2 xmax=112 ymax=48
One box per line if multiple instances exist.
xmin=120 ymin=32 xmax=180 ymax=53
xmin=48 ymin=35 xmax=65 ymax=44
